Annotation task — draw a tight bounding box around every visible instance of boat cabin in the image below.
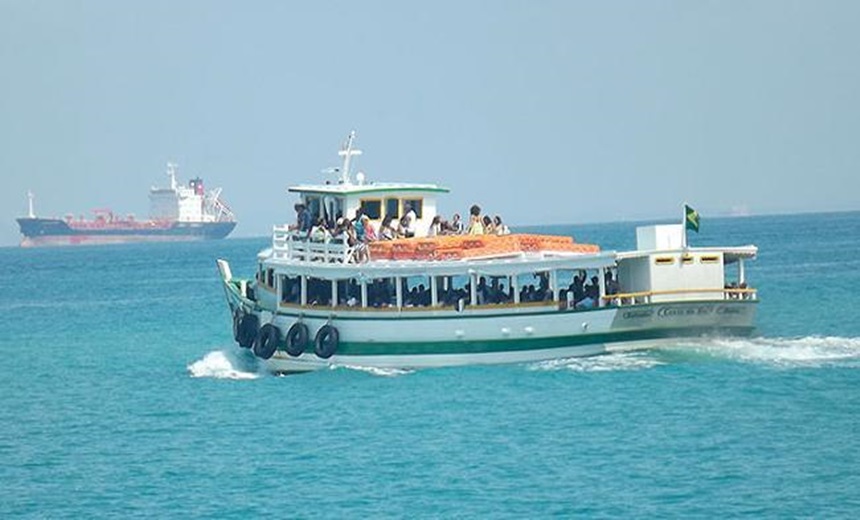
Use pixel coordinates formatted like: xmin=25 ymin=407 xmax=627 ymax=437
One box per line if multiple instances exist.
xmin=613 ymin=224 xmax=757 ymax=304
xmin=287 ymin=182 xmax=448 ymax=238
xmin=285 ymin=132 xmax=448 ymax=237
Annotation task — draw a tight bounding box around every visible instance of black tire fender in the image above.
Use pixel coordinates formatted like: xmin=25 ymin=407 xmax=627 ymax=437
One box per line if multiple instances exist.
xmin=253 ymin=323 xmax=281 ymax=360
xmin=237 ymin=313 xmax=259 ymax=349
xmin=285 ymin=322 xmax=310 ymax=357
xmin=314 ymin=325 xmax=339 ymax=359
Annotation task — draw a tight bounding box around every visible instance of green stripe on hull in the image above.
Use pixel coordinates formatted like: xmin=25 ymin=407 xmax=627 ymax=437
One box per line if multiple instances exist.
xmin=326 ymin=326 xmax=755 ymax=356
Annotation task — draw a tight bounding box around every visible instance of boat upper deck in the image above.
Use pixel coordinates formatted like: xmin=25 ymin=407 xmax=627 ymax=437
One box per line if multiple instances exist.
xmin=269 ymin=228 xmax=610 ymax=269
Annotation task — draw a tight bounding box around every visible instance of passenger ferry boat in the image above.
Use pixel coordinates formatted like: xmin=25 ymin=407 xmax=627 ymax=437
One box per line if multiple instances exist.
xmin=217 ymin=132 xmax=758 ymax=372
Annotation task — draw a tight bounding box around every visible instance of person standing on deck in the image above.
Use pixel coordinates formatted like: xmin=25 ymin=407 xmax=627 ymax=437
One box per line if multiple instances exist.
xmin=403 ymin=203 xmax=417 ymax=238
xmin=467 ymin=204 xmax=484 ymax=235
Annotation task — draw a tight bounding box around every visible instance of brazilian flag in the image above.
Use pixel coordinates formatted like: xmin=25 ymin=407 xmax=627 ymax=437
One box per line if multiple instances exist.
xmin=685 ymin=204 xmax=700 ymax=233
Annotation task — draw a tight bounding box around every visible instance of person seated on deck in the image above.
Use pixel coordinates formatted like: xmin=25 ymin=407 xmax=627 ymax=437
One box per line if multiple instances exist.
xmin=351 ymin=220 xmax=369 ymax=263
xmin=466 ymin=204 xmax=484 ymax=235
xmin=379 ymin=215 xmax=396 ymax=240
xmin=396 ymin=216 xmax=410 ymax=239
xmin=493 ymin=215 xmax=510 ymax=235
xmin=482 ymin=215 xmax=496 ymax=235
xmin=417 ymin=284 xmax=430 ymax=306
xmin=586 ymin=276 xmax=600 ymax=301
xmin=332 ymin=217 xmax=348 ymax=243
xmin=450 ymin=213 xmax=464 ymax=234
xmin=289 ymin=203 xmax=313 ymax=239
xmin=498 ymin=283 xmax=510 ymax=303
xmin=360 ymin=214 xmax=378 ymax=242
xmin=310 ymin=217 xmax=331 ymax=242
xmin=428 ymin=215 xmax=443 ymax=237
xmin=405 ymin=287 xmax=421 ymax=307
xmin=571 ymin=271 xmax=586 ymax=303
xmin=604 ymin=270 xmax=619 ymax=296
xmin=476 ymin=277 xmax=489 ymax=305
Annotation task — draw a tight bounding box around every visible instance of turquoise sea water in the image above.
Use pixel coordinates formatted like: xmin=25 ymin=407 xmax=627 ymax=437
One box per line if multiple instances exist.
xmin=1 ymin=212 xmax=859 ymax=518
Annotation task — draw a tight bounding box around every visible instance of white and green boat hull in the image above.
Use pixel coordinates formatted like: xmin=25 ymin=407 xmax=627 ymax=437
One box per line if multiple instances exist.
xmin=223 ymin=280 xmax=756 ymax=373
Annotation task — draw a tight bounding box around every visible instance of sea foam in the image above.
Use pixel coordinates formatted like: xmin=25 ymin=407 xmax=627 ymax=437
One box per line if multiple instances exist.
xmin=530 ymin=351 xmax=665 ymax=373
xmin=685 ymin=335 xmax=860 ymax=368
xmin=335 ymin=364 xmax=415 ymax=377
xmin=187 ymin=350 xmax=261 ymax=380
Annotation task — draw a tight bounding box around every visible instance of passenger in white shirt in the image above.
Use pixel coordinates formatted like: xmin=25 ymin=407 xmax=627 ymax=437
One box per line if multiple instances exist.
xmin=403 ymin=204 xmax=417 ymax=238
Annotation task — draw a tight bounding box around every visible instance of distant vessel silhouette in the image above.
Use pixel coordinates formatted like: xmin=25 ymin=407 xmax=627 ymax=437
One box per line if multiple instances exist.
xmin=17 ymin=163 xmax=236 ymax=247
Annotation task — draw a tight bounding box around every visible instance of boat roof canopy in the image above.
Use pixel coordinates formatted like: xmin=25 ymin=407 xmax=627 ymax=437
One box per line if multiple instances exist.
xmin=287 ymin=182 xmax=449 ymax=197
xmin=616 ymin=245 xmax=758 ymax=263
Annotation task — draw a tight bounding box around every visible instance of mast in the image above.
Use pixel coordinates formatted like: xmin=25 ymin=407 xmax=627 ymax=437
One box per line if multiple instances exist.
xmin=27 ymin=191 xmax=35 ymax=218
xmin=681 ymin=201 xmax=687 ymax=250
xmin=337 ymin=131 xmax=362 ymax=184
xmin=167 ymin=162 xmax=178 ymax=191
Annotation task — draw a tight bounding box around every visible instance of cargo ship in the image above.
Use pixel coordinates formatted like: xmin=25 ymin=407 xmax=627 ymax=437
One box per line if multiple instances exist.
xmin=17 ymin=163 xmax=236 ymax=247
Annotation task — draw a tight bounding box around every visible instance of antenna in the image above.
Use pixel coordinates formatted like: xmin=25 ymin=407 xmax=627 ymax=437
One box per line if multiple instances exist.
xmin=336 ymin=131 xmax=362 ymax=184
xmin=27 ymin=191 xmax=35 ymax=218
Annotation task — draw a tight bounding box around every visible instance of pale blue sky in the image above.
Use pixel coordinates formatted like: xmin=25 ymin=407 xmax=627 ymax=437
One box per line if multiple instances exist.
xmin=2 ymin=1 xmax=858 ymax=246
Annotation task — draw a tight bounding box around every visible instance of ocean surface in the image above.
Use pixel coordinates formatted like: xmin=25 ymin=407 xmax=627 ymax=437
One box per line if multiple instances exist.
xmin=1 ymin=212 xmax=858 ymax=518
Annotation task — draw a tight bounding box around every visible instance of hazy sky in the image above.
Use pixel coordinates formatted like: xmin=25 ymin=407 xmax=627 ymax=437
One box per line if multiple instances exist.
xmin=2 ymin=1 xmax=858 ymax=246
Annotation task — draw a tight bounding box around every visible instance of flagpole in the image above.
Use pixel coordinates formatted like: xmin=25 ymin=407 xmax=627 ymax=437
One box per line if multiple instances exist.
xmin=681 ymin=201 xmax=687 ymax=250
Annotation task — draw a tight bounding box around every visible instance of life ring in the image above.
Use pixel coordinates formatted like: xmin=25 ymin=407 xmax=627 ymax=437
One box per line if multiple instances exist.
xmin=314 ymin=325 xmax=339 ymax=359
xmin=236 ymin=313 xmax=259 ymax=349
xmin=253 ymin=323 xmax=281 ymax=360
xmin=285 ymin=322 xmax=309 ymax=357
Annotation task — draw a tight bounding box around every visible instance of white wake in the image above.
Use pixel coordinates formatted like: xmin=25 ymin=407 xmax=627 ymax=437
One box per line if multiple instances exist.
xmin=334 ymin=364 xmax=415 ymax=377
xmin=530 ymin=352 xmax=664 ymax=373
xmin=686 ymin=336 xmax=860 ymax=368
xmin=188 ymin=350 xmax=261 ymax=380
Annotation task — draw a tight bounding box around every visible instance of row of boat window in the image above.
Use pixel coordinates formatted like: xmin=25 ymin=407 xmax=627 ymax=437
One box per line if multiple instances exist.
xmin=305 ymin=195 xmax=424 ymax=223
xmin=257 ymin=267 xmax=619 ymax=309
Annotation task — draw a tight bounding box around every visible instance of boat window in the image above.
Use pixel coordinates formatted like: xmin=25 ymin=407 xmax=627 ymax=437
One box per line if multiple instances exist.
xmin=439 ymin=275 xmax=470 ymax=309
xmin=321 ymin=196 xmax=344 ymax=226
xmin=655 ymin=256 xmax=675 ymax=265
xmin=367 ymin=278 xmax=396 ymax=308
xmin=306 ymin=277 xmax=332 ymax=307
xmin=306 ymin=196 xmax=322 ymax=222
xmin=402 ymin=276 xmax=431 ymax=307
xmin=280 ymin=275 xmax=301 ymax=304
xmin=516 ymin=272 xmax=553 ymax=303
xmin=266 ymin=269 xmax=275 ymax=288
xmin=700 ymin=255 xmax=720 ymax=264
xmin=336 ymin=278 xmax=362 ymax=307
xmin=556 ymin=269 xmax=578 ymax=305
xmin=385 ymin=198 xmax=399 ymax=220
xmin=359 ymin=199 xmax=382 ymax=220
xmin=681 ymin=255 xmax=694 ymax=265
xmin=476 ymin=276 xmax=512 ymax=305
xmin=403 ymin=198 xmax=423 ymax=219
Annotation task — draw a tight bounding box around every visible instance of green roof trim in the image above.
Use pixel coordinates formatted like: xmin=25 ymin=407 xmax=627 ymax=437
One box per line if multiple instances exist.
xmin=288 ymin=185 xmax=450 ymax=196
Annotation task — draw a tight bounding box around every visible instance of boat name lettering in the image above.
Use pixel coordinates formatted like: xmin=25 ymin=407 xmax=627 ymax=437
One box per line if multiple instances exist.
xmin=623 ymin=310 xmax=654 ymax=319
xmin=716 ymin=306 xmax=744 ymax=315
xmin=657 ymin=305 xmax=717 ymax=317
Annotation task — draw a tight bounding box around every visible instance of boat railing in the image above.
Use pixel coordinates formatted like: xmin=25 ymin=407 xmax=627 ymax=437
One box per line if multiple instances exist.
xmin=603 ymin=287 xmax=758 ymax=306
xmin=272 ymin=226 xmax=359 ymax=263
